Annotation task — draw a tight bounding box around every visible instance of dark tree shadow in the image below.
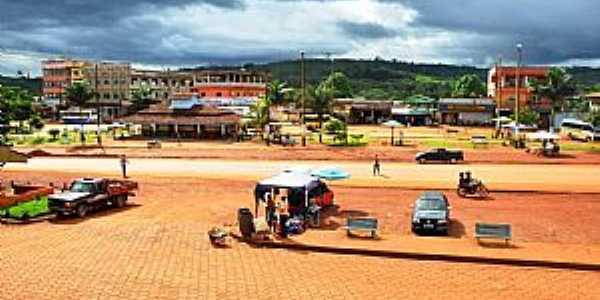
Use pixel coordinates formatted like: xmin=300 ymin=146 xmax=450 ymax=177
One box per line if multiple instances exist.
xmin=448 ymin=218 xmax=466 ymax=238
xmin=311 ymin=205 xmax=372 ymax=231
xmin=476 ymin=240 xmax=520 ymax=249
xmin=346 ymin=231 xmax=383 ymax=241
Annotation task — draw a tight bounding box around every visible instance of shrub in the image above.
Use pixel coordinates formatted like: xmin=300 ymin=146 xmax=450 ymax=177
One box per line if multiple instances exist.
xmin=325 ymin=118 xmax=346 ymax=134
xmin=48 ymin=129 xmax=61 ymax=141
xmin=29 ymin=136 xmax=46 ymax=145
xmin=28 ymin=114 xmax=45 ymax=130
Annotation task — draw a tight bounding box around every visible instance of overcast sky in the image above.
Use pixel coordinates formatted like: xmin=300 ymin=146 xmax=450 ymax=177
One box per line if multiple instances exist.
xmin=1 ymin=0 xmax=599 ymax=76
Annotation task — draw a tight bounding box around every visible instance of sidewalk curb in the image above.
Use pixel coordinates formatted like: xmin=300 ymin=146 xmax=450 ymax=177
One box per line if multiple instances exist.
xmin=25 ymin=152 xmax=600 ymax=165
xmin=250 ymin=240 xmax=600 ymax=272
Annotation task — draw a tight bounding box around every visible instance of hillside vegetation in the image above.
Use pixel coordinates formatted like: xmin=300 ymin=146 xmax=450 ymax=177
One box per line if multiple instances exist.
xmin=4 ymin=59 xmax=600 ymax=99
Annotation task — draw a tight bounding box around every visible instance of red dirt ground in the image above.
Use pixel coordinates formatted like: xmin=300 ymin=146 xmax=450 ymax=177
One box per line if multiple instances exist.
xmin=3 ymin=170 xmax=599 ymax=245
xmin=18 ymin=143 xmax=600 ymax=165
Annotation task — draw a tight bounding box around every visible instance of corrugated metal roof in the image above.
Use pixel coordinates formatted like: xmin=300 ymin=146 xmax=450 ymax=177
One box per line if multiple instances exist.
xmin=169 ymin=95 xmax=204 ymax=110
xmin=438 ymin=98 xmax=495 ymax=106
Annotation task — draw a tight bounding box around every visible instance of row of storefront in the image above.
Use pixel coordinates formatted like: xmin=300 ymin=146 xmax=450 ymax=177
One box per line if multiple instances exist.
xmin=334 ymin=98 xmax=497 ymax=126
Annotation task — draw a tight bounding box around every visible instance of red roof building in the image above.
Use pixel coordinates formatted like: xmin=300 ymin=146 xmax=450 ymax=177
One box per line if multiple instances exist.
xmin=487 ymin=66 xmax=550 ymax=112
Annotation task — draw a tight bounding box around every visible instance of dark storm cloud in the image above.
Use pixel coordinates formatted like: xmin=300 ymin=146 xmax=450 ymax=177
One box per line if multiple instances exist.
xmin=0 ymin=0 xmax=244 ymax=30
xmin=2 ymin=0 xmax=600 ymax=73
xmin=280 ymin=0 xmax=600 ymax=65
xmin=393 ymin=0 xmax=600 ymax=64
xmin=0 ymin=0 xmax=247 ymax=66
xmin=337 ymin=21 xmax=398 ymax=39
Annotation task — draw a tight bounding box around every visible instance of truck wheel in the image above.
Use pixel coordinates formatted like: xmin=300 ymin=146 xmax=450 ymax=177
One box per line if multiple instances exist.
xmin=586 ymin=137 xmax=592 ymax=143
xmin=76 ymin=204 xmax=88 ymax=218
xmin=419 ymin=158 xmax=426 ymax=164
xmin=115 ymin=195 xmax=127 ymax=208
xmin=450 ymin=158 xmax=457 ymax=164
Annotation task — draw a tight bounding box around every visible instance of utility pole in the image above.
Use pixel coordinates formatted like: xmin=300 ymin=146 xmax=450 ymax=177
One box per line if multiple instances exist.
xmin=515 ymin=43 xmax=523 ymax=126
xmin=95 ymin=63 xmax=102 ymax=145
xmin=325 ymin=52 xmax=333 ymax=75
xmin=496 ymin=55 xmax=502 ymax=116
xmin=300 ymin=51 xmax=306 ymax=147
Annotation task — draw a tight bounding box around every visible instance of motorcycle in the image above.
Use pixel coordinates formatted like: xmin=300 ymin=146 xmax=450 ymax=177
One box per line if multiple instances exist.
xmin=457 ymin=172 xmax=489 ymax=198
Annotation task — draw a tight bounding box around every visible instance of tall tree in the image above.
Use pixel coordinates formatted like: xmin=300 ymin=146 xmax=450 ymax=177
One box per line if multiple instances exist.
xmin=64 ymin=82 xmax=95 ymax=144
xmin=0 ymin=86 xmax=34 ymax=133
xmin=307 ymin=84 xmax=334 ymax=144
xmin=452 ymin=74 xmax=486 ymax=98
xmin=532 ymin=67 xmax=577 ymax=128
xmin=321 ymin=72 xmax=353 ymax=98
xmin=131 ymin=86 xmax=153 ymax=112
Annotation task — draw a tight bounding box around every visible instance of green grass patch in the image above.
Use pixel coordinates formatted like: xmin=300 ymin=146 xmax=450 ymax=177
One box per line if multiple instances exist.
xmin=28 ymin=135 xmax=46 ymax=145
xmin=559 ymin=142 xmax=600 ymax=153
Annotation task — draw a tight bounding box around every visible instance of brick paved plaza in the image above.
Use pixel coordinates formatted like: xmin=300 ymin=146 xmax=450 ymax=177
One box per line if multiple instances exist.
xmin=1 ymin=169 xmax=599 ymax=300
xmin=1 ymin=219 xmax=599 ymax=300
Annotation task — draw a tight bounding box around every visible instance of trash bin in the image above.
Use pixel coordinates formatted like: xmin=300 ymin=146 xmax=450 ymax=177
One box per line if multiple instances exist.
xmin=238 ymin=208 xmax=254 ymax=238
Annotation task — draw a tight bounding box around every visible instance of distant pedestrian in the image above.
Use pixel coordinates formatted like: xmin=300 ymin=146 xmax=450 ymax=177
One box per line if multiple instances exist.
xmin=373 ymin=155 xmax=381 ymax=176
xmin=120 ymin=155 xmax=129 ymax=178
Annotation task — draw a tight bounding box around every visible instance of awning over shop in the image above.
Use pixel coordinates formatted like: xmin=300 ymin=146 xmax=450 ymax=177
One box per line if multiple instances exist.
xmin=391 ymin=107 xmax=434 ymax=116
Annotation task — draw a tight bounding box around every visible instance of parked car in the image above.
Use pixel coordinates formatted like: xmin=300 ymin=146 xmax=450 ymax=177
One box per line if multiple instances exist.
xmin=415 ymin=148 xmax=464 ymax=164
xmin=411 ymin=191 xmax=451 ymax=235
xmin=560 ymin=118 xmax=595 ymax=142
xmin=48 ymin=178 xmax=138 ymax=218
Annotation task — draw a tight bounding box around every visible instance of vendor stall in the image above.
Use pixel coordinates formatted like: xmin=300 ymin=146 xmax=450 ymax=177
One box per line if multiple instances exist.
xmin=254 ymin=172 xmax=333 ymax=216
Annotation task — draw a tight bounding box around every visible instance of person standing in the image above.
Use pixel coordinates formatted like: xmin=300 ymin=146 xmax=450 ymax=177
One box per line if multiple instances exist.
xmin=265 ymin=194 xmax=277 ymax=232
xmin=373 ymin=155 xmax=381 ymax=176
xmin=120 ymin=155 xmax=129 ymax=178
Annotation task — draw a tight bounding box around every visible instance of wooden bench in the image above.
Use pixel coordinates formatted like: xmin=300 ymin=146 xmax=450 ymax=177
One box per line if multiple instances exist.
xmin=475 ymin=223 xmax=512 ymax=245
xmin=347 ymin=217 xmax=378 ymax=238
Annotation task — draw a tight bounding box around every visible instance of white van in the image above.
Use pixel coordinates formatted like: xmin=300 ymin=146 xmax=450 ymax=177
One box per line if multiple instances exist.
xmin=560 ymin=119 xmax=596 ymax=142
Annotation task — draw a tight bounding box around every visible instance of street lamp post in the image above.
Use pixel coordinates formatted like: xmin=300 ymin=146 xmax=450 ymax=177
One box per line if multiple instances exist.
xmin=95 ymin=63 xmax=102 ymax=146
xmin=515 ymin=43 xmax=523 ymax=127
xmin=300 ymin=51 xmax=306 ymax=147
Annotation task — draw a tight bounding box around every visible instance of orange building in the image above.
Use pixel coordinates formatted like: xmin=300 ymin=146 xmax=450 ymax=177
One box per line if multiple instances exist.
xmin=487 ymin=66 xmax=549 ymax=112
xmin=42 ymin=59 xmax=91 ymax=106
xmin=190 ymin=70 xmax=267 ymax=98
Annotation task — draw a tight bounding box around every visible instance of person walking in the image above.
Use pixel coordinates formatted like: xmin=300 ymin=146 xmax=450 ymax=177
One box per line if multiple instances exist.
xmin=120 ymin=155 xmax=129 ymax=178
xmin=373 ymin=155 xmax=381 ymax=176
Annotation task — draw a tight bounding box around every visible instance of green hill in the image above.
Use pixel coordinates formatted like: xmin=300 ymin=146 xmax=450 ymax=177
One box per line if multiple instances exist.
xmin=0 ymin=75 xmax=42 ymax=95
xmin=193 ymin=59 xmax=600 ymax=100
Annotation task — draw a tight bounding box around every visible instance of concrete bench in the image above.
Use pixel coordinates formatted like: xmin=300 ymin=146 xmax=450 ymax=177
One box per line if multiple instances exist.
xmin=475 ymin=223 xmax=512 ymax=245
xmin=147 ymin=140 xmax=162 ymax=149
xmin=471 ymin=136 xmax=489 ymax=148
xmin=347 ymin=217 xmax=378 ymax=238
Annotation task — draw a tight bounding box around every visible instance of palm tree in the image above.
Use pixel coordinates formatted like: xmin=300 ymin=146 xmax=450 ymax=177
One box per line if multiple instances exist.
xmin=266 ymin=80 xmax=287 ymax=105
xmin=249 ymin=96 xmax=272 ymax=144
xmin=532 ymin=67 xmax=576 ymax=129
xmin=64 ymin=82 xmax=95 ymax=145
xmin=309 ymin=84 xmax=334 ymax=144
